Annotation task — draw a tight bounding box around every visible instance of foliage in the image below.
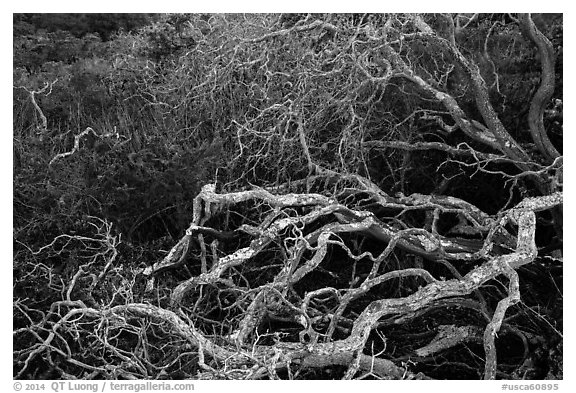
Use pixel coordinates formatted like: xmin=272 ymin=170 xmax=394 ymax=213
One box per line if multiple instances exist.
xmin=14 ymin=13 xmax=156 ymax=40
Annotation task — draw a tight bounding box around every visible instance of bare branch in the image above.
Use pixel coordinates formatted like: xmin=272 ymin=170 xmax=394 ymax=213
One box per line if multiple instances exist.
xmin=518 ymin=13 xmax=561 ymax=162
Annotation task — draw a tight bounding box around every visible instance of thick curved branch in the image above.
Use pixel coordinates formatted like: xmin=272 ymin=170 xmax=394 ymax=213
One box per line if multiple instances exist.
xmin=292 ymin=193 xmax=558 ymax=377
xmin=415 ymin=324 xmax=483 ymax=357
xmin=518 ymin=13 xmax=561 ymax=162
xmin=382 ymin=43 xmax=502 ymax=153
xmin=401 ymin=16 xmax=532 ymax=165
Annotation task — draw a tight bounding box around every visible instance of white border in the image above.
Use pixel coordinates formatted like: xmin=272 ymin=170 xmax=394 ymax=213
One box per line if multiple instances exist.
xmin=3 ymin=4 xmax=571 ymax=391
